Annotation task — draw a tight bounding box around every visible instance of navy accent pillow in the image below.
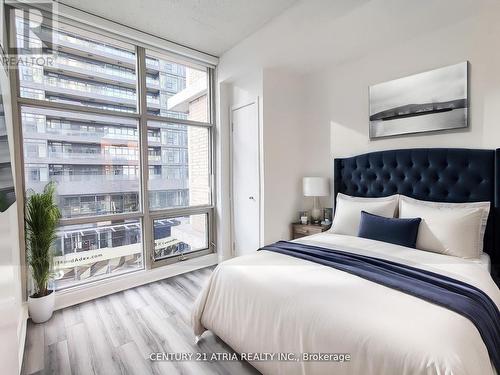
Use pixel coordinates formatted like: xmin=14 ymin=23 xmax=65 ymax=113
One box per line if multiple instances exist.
xmin=358 ymin=211 xmax=421 ymax=248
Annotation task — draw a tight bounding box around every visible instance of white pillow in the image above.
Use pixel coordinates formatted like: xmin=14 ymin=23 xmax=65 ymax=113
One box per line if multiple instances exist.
xmin=398 ymin=195 xmax=490 ymax=259
xmin=329 ymin=193 xmax=399 ymax=236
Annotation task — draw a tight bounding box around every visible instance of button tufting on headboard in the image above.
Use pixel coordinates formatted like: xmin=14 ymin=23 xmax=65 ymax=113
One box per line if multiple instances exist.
xmin=335 ymin=149 xmax=494 ymax=203
xmin=334 ymin=148 xmax=500 ymax=273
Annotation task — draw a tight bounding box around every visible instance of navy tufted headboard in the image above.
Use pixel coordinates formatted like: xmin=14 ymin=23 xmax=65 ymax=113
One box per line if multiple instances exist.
xmin=334 ymin=148 xmax=500 ymax=276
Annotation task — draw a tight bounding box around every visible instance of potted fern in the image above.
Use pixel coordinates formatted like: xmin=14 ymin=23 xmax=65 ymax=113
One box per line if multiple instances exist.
xmin=25 ymin=182 xmax=61 ymax=323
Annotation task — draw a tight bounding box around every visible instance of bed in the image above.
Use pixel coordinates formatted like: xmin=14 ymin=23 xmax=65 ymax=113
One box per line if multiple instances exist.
xmin=193 ymin=148 xmax=500 ymax=375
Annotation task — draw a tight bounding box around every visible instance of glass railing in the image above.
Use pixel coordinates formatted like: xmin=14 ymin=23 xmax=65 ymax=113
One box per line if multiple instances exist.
xmin=146 ymin=57 xmax=160 ymax=69
xmin=47 ymin=151 xmax=139 ymax=161
xmin=147 ymin=95 xmax=160 ymax=105
xmin=54 ymin=32 xmax=136 ymax=60
xmin=160 ymin=111 xmax=188 ymax=120
xmin=54 ymin=55 xmax=136 ymax=81
xmin=49 ymin=174 xmax=139 ymax=183
xmin=47 ymin=97 xmax=136 ymax=113
xmin=42 ymin=127 xmax=138 ymax=141
xmin=48 ymin=151 xmax=102 ymax=159
xmin=146 ymin=76 xmax=160 ymax=86
xmin=44 ymin=76 xmax=137 ymax=101
xmin=148 ymin=154 xmax=162 ymax=161
xmin=148 ymin=136 xmax=161 ymax=143
xmin=20 ymin=87 xmax=45 ymax=100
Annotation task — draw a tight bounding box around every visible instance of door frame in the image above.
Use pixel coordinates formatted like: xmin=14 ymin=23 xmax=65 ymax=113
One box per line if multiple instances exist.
xmin=229 ymin=98 xmax=262 ymax=256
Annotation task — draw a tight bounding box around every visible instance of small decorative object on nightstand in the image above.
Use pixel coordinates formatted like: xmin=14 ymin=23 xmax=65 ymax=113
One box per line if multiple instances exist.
xmin=321 ymin=207 xmax=333 ymax=226
xmin=299 ymin=210 xmax=309 ymax=225
xmin=291 ymin=222 xmax=331 ymax=240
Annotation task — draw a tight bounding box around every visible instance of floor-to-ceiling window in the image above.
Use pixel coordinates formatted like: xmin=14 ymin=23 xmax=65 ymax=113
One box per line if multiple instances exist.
xmin=10 ymin=4 xmax=215 ymax=290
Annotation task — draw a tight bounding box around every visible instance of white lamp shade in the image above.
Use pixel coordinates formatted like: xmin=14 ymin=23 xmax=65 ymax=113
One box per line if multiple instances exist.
xmin=303 ymin=177 xmax=329 ymax=197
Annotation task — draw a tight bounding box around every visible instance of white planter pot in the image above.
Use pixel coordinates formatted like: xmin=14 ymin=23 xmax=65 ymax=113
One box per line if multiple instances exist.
xmin=28 ymin=291 xmax=55 ymax=323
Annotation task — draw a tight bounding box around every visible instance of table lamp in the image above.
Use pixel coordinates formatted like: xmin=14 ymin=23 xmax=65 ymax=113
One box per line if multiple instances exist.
xmin=303 ymin=177 xmax=330 ymax=223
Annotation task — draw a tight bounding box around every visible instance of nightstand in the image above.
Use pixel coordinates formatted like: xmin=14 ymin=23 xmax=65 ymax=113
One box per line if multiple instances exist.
xmin=291 ymin=223 xmax=331 ymax=239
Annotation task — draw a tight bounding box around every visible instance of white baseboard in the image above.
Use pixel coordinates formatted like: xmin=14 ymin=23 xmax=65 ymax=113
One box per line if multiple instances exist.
xmin=54 ymin=253 xmax=218 ymax=310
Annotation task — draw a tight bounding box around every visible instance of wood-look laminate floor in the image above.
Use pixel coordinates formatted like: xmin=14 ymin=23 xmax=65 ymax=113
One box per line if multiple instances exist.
xmin=22 ymin=266 xmax=260 ymax=375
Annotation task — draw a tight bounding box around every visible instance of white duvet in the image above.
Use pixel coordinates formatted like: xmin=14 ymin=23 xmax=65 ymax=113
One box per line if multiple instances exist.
xmin=192 ymin=233 xmax=500 ymax=375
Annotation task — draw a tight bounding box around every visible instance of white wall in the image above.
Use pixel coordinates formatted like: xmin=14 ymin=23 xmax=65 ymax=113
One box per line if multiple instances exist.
xmin=217 ymin=0 xmax=500 ymax=249
xmin=215 ymin=81 xmax=232 ymax=261
xmin=0 ymin=3 xmax=26 ymax=370
xmin=0 ymin=207 xmax=24 ymax=375
xmin=262 ymin=68 xmax=330 ymax=242
xmin=262 ymin=69 xmax=303 ymax=243
xmin=218 ymin=66 xmax=324 ymax=249
xmin=302 ymin=2 xmax=500 ymax=206
xmin=0 ymin=63 xmax=26 ymax=374
xmin=217 ymin=72 xmax=264 ymax=260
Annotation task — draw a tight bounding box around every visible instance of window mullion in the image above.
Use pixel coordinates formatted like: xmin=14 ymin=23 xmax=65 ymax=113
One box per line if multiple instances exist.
xmin=137 ymin=46 xmax=152 ymax=270
xmin=149 ymin=205 xmax=214 ymax=219
xmin=208 ymin=67 xmax=216 ymax=251
xmin=17 ymin=97 xmax=142 ymax=120
xmin=59 ymin=212 xmax=144 ymax=226
xmin=144 ymin=114 xmax=213 ymax=128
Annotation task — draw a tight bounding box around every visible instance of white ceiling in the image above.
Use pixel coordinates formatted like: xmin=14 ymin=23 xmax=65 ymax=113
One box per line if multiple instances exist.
xmin=58 ymin=0 xmax=298 ymax=56
xmin=218 ymin=0 xmax=500 ymax=74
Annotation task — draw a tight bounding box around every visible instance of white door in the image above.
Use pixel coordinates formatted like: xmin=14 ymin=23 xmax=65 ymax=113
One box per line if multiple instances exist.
xmin=231 ymin=101 xmax=260 ymax=256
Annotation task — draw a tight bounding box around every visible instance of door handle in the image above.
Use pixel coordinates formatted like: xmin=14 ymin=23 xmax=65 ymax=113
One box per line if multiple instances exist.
xmin=249 ymin=196 xmax=255 ymax=201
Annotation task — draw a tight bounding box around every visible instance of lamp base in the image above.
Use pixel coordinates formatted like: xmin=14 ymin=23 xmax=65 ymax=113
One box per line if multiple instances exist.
xmin=311 ymin=196 xmax=321 ymax=223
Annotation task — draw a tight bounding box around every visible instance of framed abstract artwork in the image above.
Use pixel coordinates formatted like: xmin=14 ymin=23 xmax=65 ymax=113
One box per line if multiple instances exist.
xmin=369 ymin=62 xmax=468 ymax=139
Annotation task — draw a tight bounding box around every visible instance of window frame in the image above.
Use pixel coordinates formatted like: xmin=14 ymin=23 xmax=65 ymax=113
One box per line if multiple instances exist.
xmin=150 ymin=207 xmax=214 ymax=266
xmin=8 ymin=3 xmax=217 ymax=293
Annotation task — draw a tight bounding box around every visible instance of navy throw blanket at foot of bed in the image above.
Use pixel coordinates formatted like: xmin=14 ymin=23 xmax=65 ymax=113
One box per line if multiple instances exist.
xmin=259 ymin=240 xmax=500 ymax=372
